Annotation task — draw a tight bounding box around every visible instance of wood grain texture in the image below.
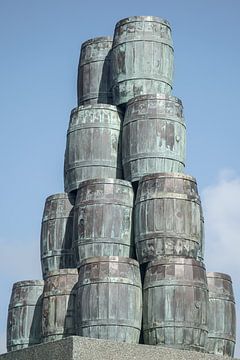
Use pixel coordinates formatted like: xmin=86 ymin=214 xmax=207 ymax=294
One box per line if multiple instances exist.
xmin=111 ymin=16 xmax=174 ymax=106
xmin=143 ymin=257 xmax=209 ymax=351
xmin=76 ymin=257 xmax=142 ymax=343
xmin=122 ymin=95 xmax=186 ymax=181
xmin=40 ymin=194 xmax=76 ymax=279
xmin=73 ymin=179 xmax=134 ymax=265
xmin=64 ymin=105 xmax=123 ymax=193
xmin=7 ymin=280 xmax=44 ymax=352
xmin=77 ymin=37 xmax=113 ymax=106
xmin=134 ymin=173 xmax=204 ymax=264
xmin=207 ymin=272 xmax=236 ymax=357
xmin=42 ymin=270 xmax=78 ymax=343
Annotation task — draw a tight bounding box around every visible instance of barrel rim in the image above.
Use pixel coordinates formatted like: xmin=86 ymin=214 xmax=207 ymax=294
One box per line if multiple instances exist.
xmin=78 ymin=256 xmax=139 ymax=267
xmin=81 ymin=36 xmax=113 ymax=48
xmin=12 ymin=280 xmax=44 ymax=288
xmin=207 ymin=272 xmax=232 ymax=282
xmin=138 ymin=172 xmax=197 ymax=184
xmin=146 ymin=257 xmax=206 ymax=269
xmin=76 ymin=178 xmax=133 ymax=190
xmin=45 ymin=193 xmax=72 ymax=202
xmin=126 ymin=94 xmax=182 ymax=107
xmin=114 ymin=16 xmax=171 ymax=28
xmin=71 ymin=104 xmax=123 ymax=115
xmin=44 ymin=269 xmax=78 ymax=278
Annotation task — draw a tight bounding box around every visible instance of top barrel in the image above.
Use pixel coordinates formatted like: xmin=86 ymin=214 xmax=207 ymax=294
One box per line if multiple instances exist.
xmin=77 ymin=36 xmax=113 ymax=105
xmin=111 ymin=16 xmax=174 ymax=106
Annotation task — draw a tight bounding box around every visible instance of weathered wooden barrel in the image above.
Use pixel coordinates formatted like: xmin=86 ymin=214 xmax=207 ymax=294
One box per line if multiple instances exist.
xmin=77 ymin=36 xmax=113 ymax=106
xmin=207 ymin=272 xmax=236 ymax=357
xmin=143 ymin=257 xmax=208 ymax=351
xmin=73 ymin=179 xmax=134 ymax=266
xmin=40 ymin=193 xmax=76 ymax=279
xmin=64 ymin=104 xmax=123 ymax=193
xmin=122 ymin=94 xmax=186 ymax=181
xmin=76 ymin=256 xmax=142 ymax=342
xmin=42 ymin=269 xmax=78 ymax=342
xmin=134 ymin=173 xmax=203 ymax=264
xmin=111 ymin=16 xmax=174 ymax=106
xmin=7 ymin=280 xmax=44 ymax=351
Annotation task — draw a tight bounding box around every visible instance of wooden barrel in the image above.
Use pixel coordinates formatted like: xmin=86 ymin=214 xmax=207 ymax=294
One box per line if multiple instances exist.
xmin=64 ymin=104 xmax=123 ymax=193
xmin=111 ymin=16 xmax=174 ymax=106
xmin=73 ymin=179 xmax=134 ymax=266
xmin=77 ymin=36 xmax=113 ymax=106
xmin=143 ymin=257 xmax=208 ymax=351
xmin=76 ymin=256 xmax=142 ymax=342
xmin=122 ymin=94 xmax=186 ymax=182
xmin=40 ymin=193 xmax=76 ymax=279
xmin=207 ymin=272 xmax=236 ymax=357
xmin=7 ymin=280 xmax=44 ymax=351
xmin=42 ymin=269 xmax=78 ymax=342
xmin=134 ymin=173 xmax=203 ymax=264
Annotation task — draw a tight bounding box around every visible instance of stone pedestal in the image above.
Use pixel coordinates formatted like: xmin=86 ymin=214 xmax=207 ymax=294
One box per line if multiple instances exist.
xmin=0 ymin=336 xmax=238 ymax=360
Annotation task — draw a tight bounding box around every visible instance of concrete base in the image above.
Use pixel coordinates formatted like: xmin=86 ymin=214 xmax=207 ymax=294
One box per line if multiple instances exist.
xmin=0 ymin=336 xmax=238 ymax=360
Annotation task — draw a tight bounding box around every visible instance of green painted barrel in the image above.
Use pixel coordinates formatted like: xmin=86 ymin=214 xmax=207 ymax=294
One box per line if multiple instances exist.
xmin=73 ymin=179 xmax=134 ymax=266
xmin=111 ymin=16 xmax=174 ymax=106
xmin=77 ymin=37 xmax=113 ymax=106
xmin=64 ymin=104 xmax=123 ymax=193
xmin=42 ymin=269 xmax=78 ymax=342
xmin=134 ymin=173 xmax=203 ymax=264
xmin=76 ymin=256 xmax=142 ymax=343
xmin=207 ymin=272 xmax=236 ymax=357
xmin=122 ymin=95 xmax=186 ymax=182
xmin=143 ymin=257 xmax=208 ymax=351
xmin=7 ymin=280 xmax=44 ymax=352
xmin=40 ymin=193 xmax=76 ymax=279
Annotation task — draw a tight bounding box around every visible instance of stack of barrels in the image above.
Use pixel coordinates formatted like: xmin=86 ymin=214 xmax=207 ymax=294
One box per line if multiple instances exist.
xmin=6 ymin=16 xmax=236 ymax=358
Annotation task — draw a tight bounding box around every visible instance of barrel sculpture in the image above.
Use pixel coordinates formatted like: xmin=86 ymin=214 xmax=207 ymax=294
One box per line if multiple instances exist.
xmin=134 ymin=173 xmax=203 ymax=264
xmin=111 ymin=16 xmax=174 ymax=106
xmin=207 ymin=272 xmax=236 ymax=357
xmin=40 ymin=193 xmax=76 ymax=279
xmin=64 ymin=104 xmax=123 ymax=193
xmin=77 ymin=36 xmax=113 ymax=105
xmin=76 ymin=257 xmax=142 ymax=342
xmin=73 ymin=179 xmax=134 ymax=266
xmin=42 ymin=269 xmax=78 ymax=342
xmin=143 ymin=257 xmax=209 ymax=351
xmin=7 ymin=280 xmax=44 ymax=351
xmin=122 ymin=95 xmax=186 ymax=181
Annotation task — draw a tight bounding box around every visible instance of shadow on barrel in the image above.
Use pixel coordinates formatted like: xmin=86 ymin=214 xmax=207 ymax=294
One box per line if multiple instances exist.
xmin=63 ymin=283 xmax=78 ymax=337
xmin=59 ymin=207 xmax=76 ymax=270
xmin=29 ymin=294 xmax=43 ymax=346
xmin=98 ymin=50 xmax=112 ymax=104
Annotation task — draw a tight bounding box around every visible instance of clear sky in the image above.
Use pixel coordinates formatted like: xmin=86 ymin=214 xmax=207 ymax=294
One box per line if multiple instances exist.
xmin=0 ymin=0 xmax=239 ymax=356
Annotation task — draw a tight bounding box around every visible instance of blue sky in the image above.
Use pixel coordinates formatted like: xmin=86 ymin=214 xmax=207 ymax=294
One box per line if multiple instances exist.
xmin=0 ymin=0 xmax=239 ymax=356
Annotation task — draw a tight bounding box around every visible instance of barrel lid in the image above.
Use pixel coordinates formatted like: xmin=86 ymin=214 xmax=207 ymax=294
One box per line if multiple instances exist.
xmin=44 ymin=269 xmax=78 ymax=278
xmin=207 ymin=272 xmax=232 ymax=282
xmin=126 ymin=94 xmax=183 ymax=107
xmin=139 ymin=172 xmax=197 ymax=184
xmin=12 ymin=280 xmax=44 ymax=288
xmin=81 ymin=36 xmax=113 ymax=48
xmin=78 ymin=256 xmax=139 ymax=268
xmin=76 ymin=178 xmax=133 ymax=190
xmin=71 ymin=104 xmax=123 ymax=115
xmin=147 ymin=257 xmax=205 ymax=269
xmin=115 ymin=16 xmax=171 ymax=29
